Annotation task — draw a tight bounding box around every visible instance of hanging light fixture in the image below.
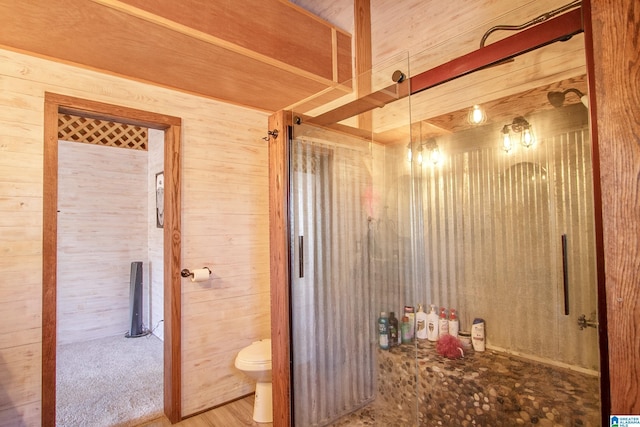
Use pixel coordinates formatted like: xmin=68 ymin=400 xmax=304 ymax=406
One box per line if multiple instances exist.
xmin=425 ymin=138 xmax=441 ymax=165
xmin=501 ymin=125 xmax=514 ymax=153
xmin=467 ymin=104 xmax=487 ymax=125
xmin=407 ymin=138 xmax=442 ymax=165
xmin=407 ymin=142 xmax=426 ymax=164
xmin=500 ymin=116 xmax=535 ymax=152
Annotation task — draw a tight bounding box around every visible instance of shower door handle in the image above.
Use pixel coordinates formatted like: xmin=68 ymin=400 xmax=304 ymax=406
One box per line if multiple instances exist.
xmin=561 ymin=234 xmax=569 ymax=315
xmin=298 ymin=235 xmax=304 ymax=278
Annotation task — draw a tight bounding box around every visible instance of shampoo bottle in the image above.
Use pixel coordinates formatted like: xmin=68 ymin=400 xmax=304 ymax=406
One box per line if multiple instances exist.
xmin=415 ymin=304 xmax=428 ymax=340
xmin=438 ymin=307 xmax=449 ymax=338
xmin=472 ymin=318 xmax=485 ymax=352
xmin=426 ymin=304 xmax=439 ymax=342
xmin=401 ymin=316 xmax=412 ymax=344
xmin=378 ymin=312 xmax=389 ymax=350
xmin=449 ymin=308 xmax=459 ymax=338
xmin=388 ymin=312 xmax=399 ymax=347
xmin=403 ymin=306 xmax=415 ymax=341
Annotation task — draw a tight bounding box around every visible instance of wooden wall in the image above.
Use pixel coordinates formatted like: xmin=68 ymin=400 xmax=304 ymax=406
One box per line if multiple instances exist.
xmin=57 ymin=140 xmax=148 ymax=345
xmin=0 ymin=47 xmax=270 ymax=423
xmin=371 ymin=0 xmax=572 ymax=69
xmin=148 ymin=129 xmax=165 ymax=341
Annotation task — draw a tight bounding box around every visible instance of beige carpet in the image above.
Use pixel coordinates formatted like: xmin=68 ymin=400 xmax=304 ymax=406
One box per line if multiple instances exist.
xmin=56 ymin=334 xmax=163 ymax=427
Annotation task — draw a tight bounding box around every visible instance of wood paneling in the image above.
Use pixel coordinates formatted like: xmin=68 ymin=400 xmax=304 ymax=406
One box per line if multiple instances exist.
xmin=181 ymin=293 xmax=271 ymax=415
xmin=0 ymin=343 xmax=42 ymax=425
xmin=56 ymin=141 xmax=148 ymax=344
xmin=148 ymin=130 xmax=165 ymax=341
xmin=116 ymin=0 xmax=342 ymax=81
xmin=0 ymin=0 xmax=352 ymax=112
xmin=290 ymin=0 xmax=354 ymax=34
xmin=424 ymin=75 xmax=588 ymax=136
xmin=371 ymin=0 xmax=576 ymax=70
xmin=409 ymin=8 xmax=583 ymax=95
xmin=0 ymin=47 xmax=269 ymax=425
xmin=589 ymin=0 xmax=640 ymax=416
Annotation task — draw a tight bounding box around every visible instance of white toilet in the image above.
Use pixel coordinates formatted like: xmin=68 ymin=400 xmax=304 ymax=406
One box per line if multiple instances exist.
xmin=235 ymin=339 xmax=272 ymax=423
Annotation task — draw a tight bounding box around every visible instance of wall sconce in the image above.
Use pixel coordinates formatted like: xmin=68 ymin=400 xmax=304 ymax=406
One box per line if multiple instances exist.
xmin=408 ymin=138 xmax=442 ymax=165
xmin=547 ymin=88 xmax=589 ymax=109
xmin=500 ymin=116 xmax=535 ymax=153
xmin=467 ymin=104 xmax=487 ymax=125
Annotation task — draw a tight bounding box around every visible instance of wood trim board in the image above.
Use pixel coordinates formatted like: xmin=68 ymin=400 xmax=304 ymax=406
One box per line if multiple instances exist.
xmin=268 ymin=110 xmax=292 ymax=427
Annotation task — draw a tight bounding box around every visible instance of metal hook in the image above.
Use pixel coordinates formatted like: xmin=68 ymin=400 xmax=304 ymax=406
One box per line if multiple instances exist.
xmin=262 ymin=129 xmax=279 ymax=141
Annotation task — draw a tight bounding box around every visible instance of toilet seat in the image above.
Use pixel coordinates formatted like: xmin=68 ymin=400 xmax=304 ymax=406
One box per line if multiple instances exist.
xmin=236 ymin=339 xmax=271 ymax=369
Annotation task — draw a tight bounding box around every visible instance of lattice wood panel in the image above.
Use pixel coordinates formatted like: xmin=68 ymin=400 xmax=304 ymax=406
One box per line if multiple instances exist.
xmin=58 ymin=114 xmax=148 ymax=150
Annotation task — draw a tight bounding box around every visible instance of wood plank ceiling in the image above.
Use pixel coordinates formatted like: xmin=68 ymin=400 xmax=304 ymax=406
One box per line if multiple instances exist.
xmin=0 ymin=0 xmax=353 ymax=112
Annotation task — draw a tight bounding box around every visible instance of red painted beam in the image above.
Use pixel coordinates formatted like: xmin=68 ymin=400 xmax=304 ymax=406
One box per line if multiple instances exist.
xmin=410 ymin=8 xmax=584 ymax=95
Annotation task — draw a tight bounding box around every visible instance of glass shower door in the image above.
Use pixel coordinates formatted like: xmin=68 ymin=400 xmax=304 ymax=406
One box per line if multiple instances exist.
xmin=288 ymin=54 xmax=415 ymax=426
xmin=289 ymin=129 xmax=377 ymax=426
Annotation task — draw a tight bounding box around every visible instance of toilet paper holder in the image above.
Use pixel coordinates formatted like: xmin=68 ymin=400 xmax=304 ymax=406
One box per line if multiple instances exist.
xmin=181 ymin=267 xmax=211 ymax=278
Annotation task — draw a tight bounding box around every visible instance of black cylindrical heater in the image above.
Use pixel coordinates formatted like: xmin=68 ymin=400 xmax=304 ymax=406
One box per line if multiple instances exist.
xmin=126 ymin=261 xmax=148 ymax=338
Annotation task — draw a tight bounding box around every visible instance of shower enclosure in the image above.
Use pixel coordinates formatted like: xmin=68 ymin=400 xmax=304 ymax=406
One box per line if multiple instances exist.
xmin=288 ymin=55 xmax=415 ymax=425
xmin=272 ymin=5 xmax=605 ymax=426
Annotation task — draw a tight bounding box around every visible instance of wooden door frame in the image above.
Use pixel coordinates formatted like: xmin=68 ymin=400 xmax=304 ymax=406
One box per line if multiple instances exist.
xmin=42 ymin=93 xmax=183 ymax=425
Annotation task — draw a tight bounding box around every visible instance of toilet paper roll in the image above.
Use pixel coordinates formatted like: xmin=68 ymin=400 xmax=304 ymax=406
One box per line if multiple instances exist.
xmin=190 ymin=268 xmax=210 ymax=282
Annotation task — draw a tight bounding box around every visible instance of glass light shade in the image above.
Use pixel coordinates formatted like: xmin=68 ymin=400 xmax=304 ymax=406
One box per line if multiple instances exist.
xmin=407 ymin=147 xmax=412 ymax=162
xmin=468 ymin=105 xmax=487 ymax=125
xmin=430 ymin=147 xmax=441 ymax=165
xmin=501 ymin=126 xmax=513 ymax=153
xmin=417 ymin=149 xmax=424 ymax=165
xmin=521 ymin=127 xmax=535 ymax=148
xmin=580 ymin=95 xmax=589 ymax=108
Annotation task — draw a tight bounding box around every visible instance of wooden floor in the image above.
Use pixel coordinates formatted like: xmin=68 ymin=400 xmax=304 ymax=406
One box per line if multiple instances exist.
xmin=138 ymin=395 xmax=272 ymax=427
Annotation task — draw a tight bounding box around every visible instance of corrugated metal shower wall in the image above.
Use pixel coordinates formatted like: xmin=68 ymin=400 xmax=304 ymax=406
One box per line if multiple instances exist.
xmin=290 ymin=133 xmax=376 ymax=426
xmin=414 ymin=126 xmax=599 ymax=370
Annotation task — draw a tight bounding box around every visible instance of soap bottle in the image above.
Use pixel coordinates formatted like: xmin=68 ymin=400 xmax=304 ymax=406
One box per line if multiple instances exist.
xmin=401 ymin=316 xmax=412 ymax=344
xmin=438 ymin=307 xmax=449 ymax=338
xmin=426 ymin=304 xmax=439 ymax=342
xmin=415 ymin=304 xmax=428 ymax=340
xmin=472 ymin=318 xmax=485 ymax=352
xmin=403 ymin=306 xmax=415 ymax=341
xmin=388 ymin=312 xmax=399 ymax=347
xmin=378 ymin=311 xmax=389 ymax=350
xmin=449 ymin=308 xmax=459 ymax=338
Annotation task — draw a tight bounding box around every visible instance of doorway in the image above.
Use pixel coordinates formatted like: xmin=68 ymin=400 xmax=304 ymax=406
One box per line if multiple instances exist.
xmin=42 ymin=93 xmax=183 ymax=425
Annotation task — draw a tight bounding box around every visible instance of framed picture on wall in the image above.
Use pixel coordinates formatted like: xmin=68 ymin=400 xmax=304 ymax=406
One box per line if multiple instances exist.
xmin=156 ymin=172 xmax=164 ymax=228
